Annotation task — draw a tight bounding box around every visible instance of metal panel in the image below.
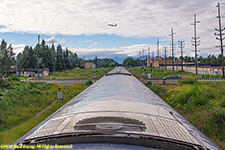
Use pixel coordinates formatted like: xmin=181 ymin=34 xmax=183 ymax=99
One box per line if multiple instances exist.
xmin=154 ymin=117 xmax=198 ymax=144
xmin=27 ymin=118 xmax=66 ymax=139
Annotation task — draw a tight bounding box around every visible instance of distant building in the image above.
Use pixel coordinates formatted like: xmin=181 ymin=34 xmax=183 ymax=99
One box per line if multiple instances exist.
xmin=147 ymin=57 xmax=224 ymax=75
xmin=147 ymin=57 xmax=163 ymax=67
xmin=17 ymin=68 xmax=49 ymax=77
xmin=85 ymin=62 xmax=96 ymax=69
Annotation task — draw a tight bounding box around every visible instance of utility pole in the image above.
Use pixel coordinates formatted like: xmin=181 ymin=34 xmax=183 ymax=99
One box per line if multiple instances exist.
xmin=152 ymin=52 xmax=155 ymax=70
xmin=37 ymin=35 xmax=40 ymax=79
xmin=157 ymin=38 xmax=160 ymax=57
xmin=139 ymin=51 xmax=142 ymax=66
xmin=164 ymin=47 xmax=168 ymax=70
xmin=215 ymin=3 xmax=225 ymax=78
xmin=169 ymin=28 xmax=176 ymax=72
xmin=142 ymin=49 xmax=145 ymax=67
xmin=148 ymin=46 xmax=150 ymax=67
xmin=191 ymin=14 xmax=200 ymax=75
xmin=178 ymin=40 xmax=185 ymax=71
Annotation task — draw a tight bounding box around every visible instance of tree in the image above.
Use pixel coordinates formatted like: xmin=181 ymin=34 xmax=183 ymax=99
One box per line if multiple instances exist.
xmin=64 ymin=48 xmax=71 ymax=69
xmin=17 ymin=39 xmax=81 ymax=72
xmin=17 ymin=46 xmax=37 ymax=69
xmin=0 ymin=40 xmax=15 ymax=83
xmin=56 ymin=44 xmax=63 ymax=71
xmin=123 ymin=58 xmax=139 ymax=67
xmin=69 ymin=51 xmax=78 ymax=68
xmin=50 ymin=44 xmax=56 ymax=72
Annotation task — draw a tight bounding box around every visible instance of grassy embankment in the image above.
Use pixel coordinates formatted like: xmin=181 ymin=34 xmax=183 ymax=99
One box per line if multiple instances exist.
xmin=128 ymin=67 xmax=223 ymax=79
xmin=0 ymin=67 xmax=113 ymax=145
xmin=128 ymin=67 xmax=225 ymax=149
xmin=44 ymin=67 xmax=113 ymax=80
xmin=0 ymin=80 xmax=85 ymax=145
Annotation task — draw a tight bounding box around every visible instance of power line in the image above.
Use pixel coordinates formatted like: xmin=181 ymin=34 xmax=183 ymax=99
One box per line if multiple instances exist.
xmin=191 ymin=14 xmax=200 ymax=75
xmin=169 ymin=28 xmax=176 ymax=72
xmin=215 ymin=3 xmax=225 ymax=78
xmin=178 ymin=40 xmax=185 ymax=71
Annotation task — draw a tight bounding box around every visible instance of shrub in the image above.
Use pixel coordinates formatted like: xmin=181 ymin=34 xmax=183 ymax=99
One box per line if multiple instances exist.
xmin=180 ymin=78 xmax=197 ymax=84
xmin=0 ymin=91 xmax=3 ymax=96
xmin=0 ymin=78 xmax=4 ymax=87
xmin=145 ymin=81 xmax=152 ymax=87
xmin=176 ymin=70 xmax=186 ymax=74
xmin=85 ymin=79 xmax=93 ymax=86
xmin=211 ymin=108 xmax=225 ymax=124
xmin=8 ymin=74 xmax=20 ymax=81
xmin=2 ymin=81 xmax=10 ymax=88
xmin=175 ymin=85 xmax=208 ymax=108
xmin=219 ymin=97 xmax=225 ymax=107
xmin=151 ymin=84 xmax=167 ymax=97
xmin=210 ymin=108 xmax=225 ymax=141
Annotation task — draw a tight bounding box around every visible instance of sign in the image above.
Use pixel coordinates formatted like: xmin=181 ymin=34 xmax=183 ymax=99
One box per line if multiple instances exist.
xmin=148 ymin=73 xmax=152 ymax=79
xmin=57 ymin=88 xmax=62 ymax=104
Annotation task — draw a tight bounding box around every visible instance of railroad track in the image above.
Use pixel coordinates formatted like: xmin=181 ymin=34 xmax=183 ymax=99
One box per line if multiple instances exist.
xmin=22 ymin=79 xmax=98 ymax=85
xmin=142 ymin=78 xmax=225 ymax=83
xmin=23 ymin=78 xmax=225 ymax=85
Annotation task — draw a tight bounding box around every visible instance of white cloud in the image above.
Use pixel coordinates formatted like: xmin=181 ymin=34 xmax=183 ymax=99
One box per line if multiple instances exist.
xmin=70 ymin=44 xmax=156 ymax=58
xmin=45 ymin=37 xmax=62 ymax=44
xmin=88 ymin=42 xmax=99 ymax=48
xmin=0 ymin=0 xmax=224 ymax=57
xmin=12 ymin=44 xmax=25 ymax=54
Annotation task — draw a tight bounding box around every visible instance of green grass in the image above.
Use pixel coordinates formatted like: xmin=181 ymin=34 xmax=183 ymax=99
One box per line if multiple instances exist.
xmin=127 ymin=67 xmax=222 ymax=79
xmin=18 ymin=76 xmax=29 ymax=80
xmin=130 ymin=67 xmax=225 ymax=148
xmin=0 ymin=82 xmax=85 ymax=145
xmin=0 ymin=67 xmax=112 ymax=145
xmin=145 ymin=81 xmax=225 ymax=149
xmin=44 ymin=67 xmax=113 ymax=80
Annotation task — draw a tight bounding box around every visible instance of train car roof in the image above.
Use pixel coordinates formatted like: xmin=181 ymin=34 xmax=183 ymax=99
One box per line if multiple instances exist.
xmin=12 ymin=67 xmax=219 ymax=150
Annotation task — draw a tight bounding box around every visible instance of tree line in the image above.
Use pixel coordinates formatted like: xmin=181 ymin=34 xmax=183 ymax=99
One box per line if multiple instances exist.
xmin=0 ymin=39 xmax=120 ymax=87
xmin=87 ymin=57 xmax=119 ymax=68
xmin=123 ymin=54 xmax=225 ymax=67
xmin=17 ymin=39 xmax=80 ymax=72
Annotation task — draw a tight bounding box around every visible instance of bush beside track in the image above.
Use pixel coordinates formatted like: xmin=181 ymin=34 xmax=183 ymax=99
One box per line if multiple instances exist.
xmin=144 ymin=81 xmax=225 ymax=149
xmin=129 ymin=67 xmax=224 ymax=149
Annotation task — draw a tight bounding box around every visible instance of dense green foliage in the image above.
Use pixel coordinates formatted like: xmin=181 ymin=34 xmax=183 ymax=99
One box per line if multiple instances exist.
xmin=0 ymin=81 xmax=55 ymax=131
xmin=44 ymin=67 xmax=113 ymax=79
xmin=123 ymin=58 xmax=140 ymax=67
xmin=129 ymin=67 xmax=224 ymax=148
xmin=87 ymin=57 xmax=119 ymax=68
xmin=179 ymin=78 xmax=198 ymax=84
xmin=122 ymin=55 xmax=225 ymax=66
xmin=0 ymin=40 xmax=15 ymax=86
xmin=17 ymin=40 xmax=79 ymax=72
xmin=199 ymin=54 xmax=225 ymax=65
xmin=145 ymin=82 xmax=225 ymax=148
xmin=0 ymin=81 xmax=85 ymax=144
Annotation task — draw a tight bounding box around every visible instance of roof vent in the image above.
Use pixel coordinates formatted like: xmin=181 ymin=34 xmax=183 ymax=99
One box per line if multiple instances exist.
xmin=74 ymin=116 xmax=146 ymax=132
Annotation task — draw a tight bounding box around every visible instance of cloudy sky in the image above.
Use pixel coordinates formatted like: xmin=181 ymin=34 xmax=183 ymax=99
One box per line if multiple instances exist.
xmin=0 ymin=0 xmax=224 ymax=63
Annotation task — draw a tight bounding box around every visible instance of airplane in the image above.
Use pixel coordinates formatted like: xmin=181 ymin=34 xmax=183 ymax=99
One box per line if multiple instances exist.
xmin=108 ymin=23 xmax=117 ymax=27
